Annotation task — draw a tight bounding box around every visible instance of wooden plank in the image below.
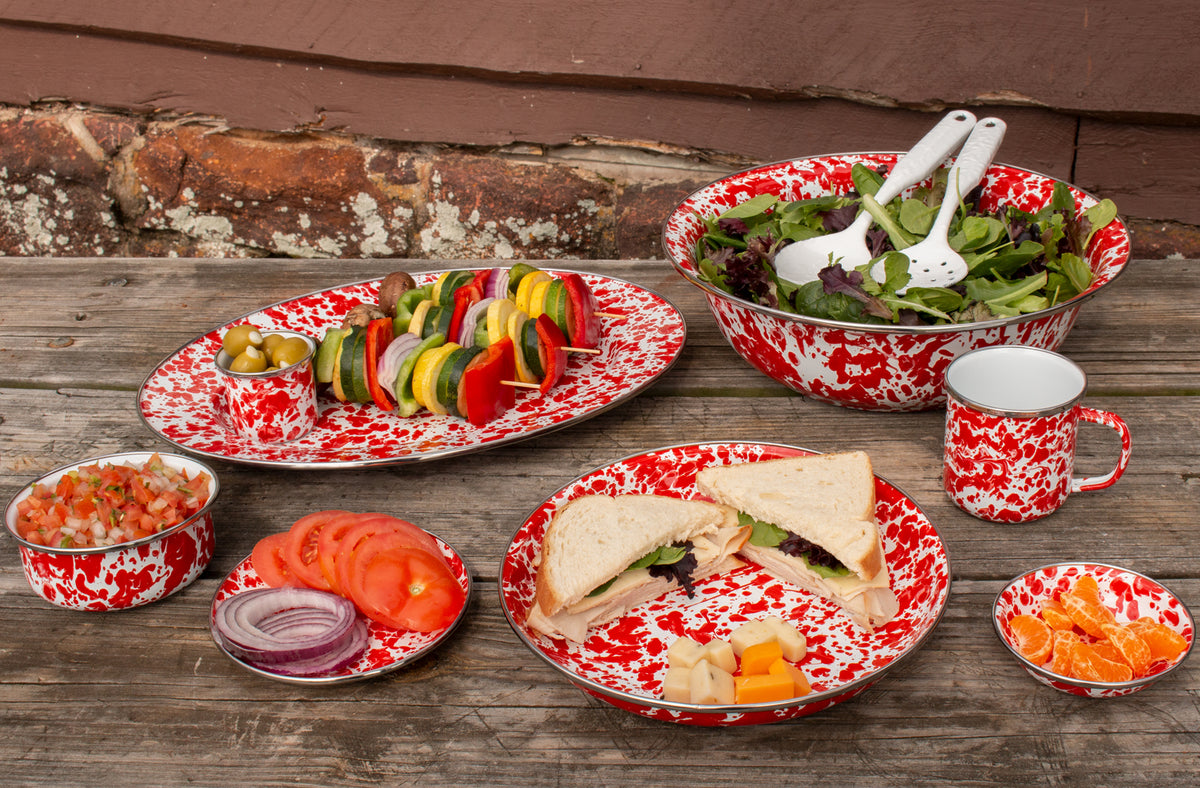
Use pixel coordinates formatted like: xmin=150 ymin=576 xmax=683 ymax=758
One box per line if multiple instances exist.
xmin=0 ymin=576 xmax=1196 ymax=785
xmin=2 ymin=258 xmax=1197 ymax=395
xmin=1 ymin=1 xmax=1197 ymax=119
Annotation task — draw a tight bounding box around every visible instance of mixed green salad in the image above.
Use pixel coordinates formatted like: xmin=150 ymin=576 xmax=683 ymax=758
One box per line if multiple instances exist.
xmin=693 ymin=163 xmax=1118 ymax=326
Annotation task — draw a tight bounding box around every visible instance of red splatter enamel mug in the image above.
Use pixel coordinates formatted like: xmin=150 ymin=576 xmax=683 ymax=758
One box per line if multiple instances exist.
xmin=214 ymin=330 xmax=318 ymax=443
xmin=942 ymin=345 xmax=1131 ymax=523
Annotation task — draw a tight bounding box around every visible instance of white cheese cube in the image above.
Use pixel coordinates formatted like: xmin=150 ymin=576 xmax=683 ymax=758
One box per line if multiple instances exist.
xmin=666 ymin=636 xmax=706 ymax=669
xmin=701 ymin=638 xmax=737 ymax=674
xmin=661 ymin=666 xmax=692 ymax=703
xmin=763 ymin=616 xmax=807 ymax=662
xmin=689 ymin=659 xmax=735 ymax=705
xmin=729 ymin=620 xmax=777 ymax=657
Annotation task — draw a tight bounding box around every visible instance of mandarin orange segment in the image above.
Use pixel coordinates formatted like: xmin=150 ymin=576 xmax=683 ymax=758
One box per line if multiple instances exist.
xmin=1009 ymin=614 xmax=1053 ymax=664
xmin=1039 ymin=597 xmax=1077 ymax=631
xmin=1072 ymin=642 xmax=1133 ymax=683
xmin=1070 ymin=574 xmax=1103 ymax=606
xmin=1101 ymin=623 xmax=1153 ymax=677
xmin=1048 ymin=630 xmax=1081 ymax=677
xmin=1088 ymin=638 xmax=1123 ymax=664
xmin=1060 ymin=592 xmax=1117 ymax=638
xmin=1128 ymin=617 xmax=1189 ymax=662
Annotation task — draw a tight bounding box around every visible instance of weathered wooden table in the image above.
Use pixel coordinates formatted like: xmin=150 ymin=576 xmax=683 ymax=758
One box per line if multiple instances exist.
xmin=2 ymin=257 xmax=1197 ymax=786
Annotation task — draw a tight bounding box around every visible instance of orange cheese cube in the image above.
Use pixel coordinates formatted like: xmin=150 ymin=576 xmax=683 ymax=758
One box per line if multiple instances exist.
xmin=733 ymin=672 xmax=795 ymax=704
xmin=768 ymin=657 xmax=812 ymax=697
xmin=739 ymin=640 xmax=784 ymax=676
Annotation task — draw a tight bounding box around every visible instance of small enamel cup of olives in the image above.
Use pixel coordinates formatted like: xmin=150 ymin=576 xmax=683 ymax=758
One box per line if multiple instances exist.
xmin=214 ymin=325 xmax=319 ymax=443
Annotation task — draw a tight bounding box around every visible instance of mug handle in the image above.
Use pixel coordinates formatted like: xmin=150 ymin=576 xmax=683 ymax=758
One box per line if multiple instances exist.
xmin=1072 ymin=407 xmax=1132 ymax=493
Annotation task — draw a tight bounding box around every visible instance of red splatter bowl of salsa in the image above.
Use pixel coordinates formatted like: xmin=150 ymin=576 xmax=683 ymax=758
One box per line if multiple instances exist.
xmin=4 ymin=451 xmax=219 ymax=611
xmin=661 ymin=153 xmax=1130 ymax=411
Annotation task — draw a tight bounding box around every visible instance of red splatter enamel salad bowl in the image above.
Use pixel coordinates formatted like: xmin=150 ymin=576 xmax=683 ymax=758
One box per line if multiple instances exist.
xmin=499 ymin=441 xmax=951 ymax=726
xmin=4 ymin=451 xmax=218 ymax=611
xmin=662 ymin=153 xmax=1131 ymax=411
xmin=993 ymin=562 xmax=1194 ymax=698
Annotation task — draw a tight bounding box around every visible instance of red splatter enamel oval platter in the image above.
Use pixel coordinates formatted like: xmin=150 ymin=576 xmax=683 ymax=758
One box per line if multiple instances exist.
xmin=499 ymin=441 xmax=951 ymax=726
xmin=210 ymin=532 xmax=471 ymax=685
xmin=137 ymin=269 xmax=685 ymax=468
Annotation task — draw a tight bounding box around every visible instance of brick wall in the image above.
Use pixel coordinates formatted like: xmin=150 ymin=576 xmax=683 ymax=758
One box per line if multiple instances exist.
xmin=3 ymin=104 xmax=1197 ymax=262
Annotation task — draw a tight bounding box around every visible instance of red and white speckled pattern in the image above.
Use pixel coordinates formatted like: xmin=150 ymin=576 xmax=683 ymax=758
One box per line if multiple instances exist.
xmin=498 ymin=442 xmax=951 ymax=726
xmin=944 ymin=397 xmax=1132 ymax=523
xmin=662 ymin=155 xmax=1131 ymax=412
xmin=215 ymin=331 xmax=318 ymax=444
xmin=210 ymin=532 xmax=471 ymax=685
xmin=138 ymin=269 xmax=684 ymax=468
xmin=4 ymin=452 xmax=218 ymax=611
xmin=992 ymin=562 xmax=1195 ymax=698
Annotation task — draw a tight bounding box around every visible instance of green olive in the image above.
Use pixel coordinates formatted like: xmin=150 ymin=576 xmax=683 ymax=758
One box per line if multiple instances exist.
xmin=222 ymin=324 xmax=263 ymax=357
xmin=270 ymin=336 xmax=311 ymax=368
xmin=229 ymin=346 xmax=268 ymax=373
xmin=260 ymin=333 xmax=286 ymax=360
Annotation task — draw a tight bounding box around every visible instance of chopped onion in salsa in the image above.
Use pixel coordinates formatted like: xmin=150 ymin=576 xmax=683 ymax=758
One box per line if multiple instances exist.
xmin=14 ymin=453 xmax=212 ymax=549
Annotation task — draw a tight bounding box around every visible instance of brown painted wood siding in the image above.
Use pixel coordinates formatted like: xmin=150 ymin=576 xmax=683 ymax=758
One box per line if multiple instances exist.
xmin=0 ymin=1 xmax=1197 ymax=224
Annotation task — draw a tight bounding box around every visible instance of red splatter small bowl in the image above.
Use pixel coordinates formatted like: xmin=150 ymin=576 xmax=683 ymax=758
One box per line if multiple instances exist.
xmin=662 ymin=153 xmax=1131 ymax=411
xmin=4 ymin=451 xmax=219 ymax=611
xmin=992 ymin=562 xmax=1194 ymax=698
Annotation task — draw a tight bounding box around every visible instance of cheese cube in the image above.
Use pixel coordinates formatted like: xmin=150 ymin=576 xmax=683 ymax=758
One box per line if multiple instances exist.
xmin=768 ymin=657 xmax=812 ymax=697
xmin=740 ymin=640 xmax=784 ymax=676
xmin=662 ymin=666 xmax=692 ymax=703
xmin=729 ymin=620 xmax=777 ymax=657
xmin=733 ymin=672 xmax=796 ymax=704
xmin=763 ymin=616 xmax=808 ymax=662
xmin=689 ymin=660 xmax=735 ymax=705
xmin=701 ymin=639 xmax=737 ymax=674
xmin=666 ymin=636 xmax=706 ymax=669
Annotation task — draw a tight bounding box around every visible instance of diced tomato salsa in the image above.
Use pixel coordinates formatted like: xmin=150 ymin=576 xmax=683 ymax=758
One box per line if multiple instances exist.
xmin=14 ymin=453 xmax=211 ymax=549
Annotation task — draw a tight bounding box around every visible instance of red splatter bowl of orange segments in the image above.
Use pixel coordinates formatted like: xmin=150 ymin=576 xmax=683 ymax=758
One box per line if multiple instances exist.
xmin=992 ymin=562 xmax=1194 ymax=698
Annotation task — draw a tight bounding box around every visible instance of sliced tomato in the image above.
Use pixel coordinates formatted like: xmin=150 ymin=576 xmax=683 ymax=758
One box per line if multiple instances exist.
xmin=314 ymin=511 xmax=368 ymax=594
xmin=348 ymin=545 xmax=464 ymax=632
xmin=251 ymin=532 xmax=296 ymax=588
xmin=282 ymin=510 xmax=346 ymax=591
xmin=332 ymin=515 xmax=441 ymax=596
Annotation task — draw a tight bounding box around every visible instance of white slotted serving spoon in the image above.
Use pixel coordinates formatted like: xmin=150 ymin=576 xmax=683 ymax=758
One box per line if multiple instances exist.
xmin=873 ymin=117 xmax=1007 ymax=293
xmin=774 ymin=109 xmax=976 ymax=286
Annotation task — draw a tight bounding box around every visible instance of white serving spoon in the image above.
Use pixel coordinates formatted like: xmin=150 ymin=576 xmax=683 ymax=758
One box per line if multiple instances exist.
xmin=774 ymin=109 xmax=976 ymax=286
xmin=872 ymin=117 xmax=1007 ymax=293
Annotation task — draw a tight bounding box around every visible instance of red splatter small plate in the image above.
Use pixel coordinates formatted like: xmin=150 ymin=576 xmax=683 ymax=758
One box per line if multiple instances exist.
xmin=138 ymin=269 xmax=685 ymax=468
xmin=499 ymin=441 xmax=951 ymax=726
xmin=210 ymin=533 xmax=471 ymax=685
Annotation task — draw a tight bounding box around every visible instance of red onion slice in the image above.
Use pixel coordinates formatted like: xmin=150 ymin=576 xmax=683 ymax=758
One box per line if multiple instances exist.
xmin=377 ymin=333 xmax=422 ymax=399
xmin=484 ymin=267 xmax=507 ymax=300
xmin=249 ymin=619 xmax=369 ymax=677
xmin=213 ymin=587 xmax=361 ymax=666
xmin=457 ymin=296 xmax=494 ymax=346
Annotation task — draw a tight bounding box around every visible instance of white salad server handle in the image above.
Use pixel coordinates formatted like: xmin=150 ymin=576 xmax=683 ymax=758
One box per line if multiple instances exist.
xmin=873 ymin=117 xmax=1007 ymax=292
xmin=773 ymin=109 xmax=976 ymax=285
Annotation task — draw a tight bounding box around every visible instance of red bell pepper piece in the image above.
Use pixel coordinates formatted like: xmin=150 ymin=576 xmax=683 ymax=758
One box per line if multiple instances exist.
xmin=459 ymin=336 xmax=517 ymax=426
xmin=533 ymin=313 xmax=568 ymax=394
xmin=445 ymin=284 xmax=483 ymax=347
xmin=363 ymin=317 xmax=396 ymax=411
xmin=470 ymin=268 xmax=492 ymax=294
xmin=561 ymin=273 xmax=601 ymax=350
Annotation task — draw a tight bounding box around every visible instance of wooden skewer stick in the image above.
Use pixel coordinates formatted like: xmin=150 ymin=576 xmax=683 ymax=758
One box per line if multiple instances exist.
xmin=501 ymin=380 xmax=540 ymax=389
xmin=565 ymin=346 xmax=601 ymax=355
xmin=594 ymin=311 xmax=625 ymax=320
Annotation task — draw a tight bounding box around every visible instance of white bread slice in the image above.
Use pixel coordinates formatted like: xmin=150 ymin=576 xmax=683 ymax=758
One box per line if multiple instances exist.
xmin=531 ymin=494 xmax=742 ymax=619
xmin=694 ymin=451 xmax=884 ymax=581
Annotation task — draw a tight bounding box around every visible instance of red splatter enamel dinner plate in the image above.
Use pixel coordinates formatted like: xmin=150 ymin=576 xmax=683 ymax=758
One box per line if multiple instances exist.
xmin=499 ymin=441 xmax=951 ymax=726
xmin=210 ymin=532 xmax=471 ymax=685
xmin=137 ymin=268 xmax=685 ymax=468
